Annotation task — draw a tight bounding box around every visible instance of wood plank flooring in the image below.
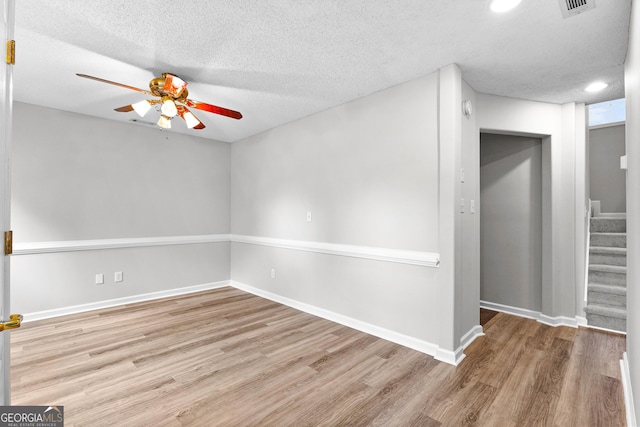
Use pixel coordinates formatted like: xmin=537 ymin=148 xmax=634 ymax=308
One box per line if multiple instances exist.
xmin=10 ymin=288 xmax=626 ymax=426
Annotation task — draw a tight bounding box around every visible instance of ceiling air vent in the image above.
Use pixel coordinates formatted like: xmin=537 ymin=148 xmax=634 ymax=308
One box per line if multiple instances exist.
xmin=559 ymin=0 xmax=596 ymax=18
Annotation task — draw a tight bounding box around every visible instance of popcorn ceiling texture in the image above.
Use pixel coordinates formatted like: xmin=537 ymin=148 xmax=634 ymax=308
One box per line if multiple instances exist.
xmin=14 ymin=0 xmax=630 ymax=142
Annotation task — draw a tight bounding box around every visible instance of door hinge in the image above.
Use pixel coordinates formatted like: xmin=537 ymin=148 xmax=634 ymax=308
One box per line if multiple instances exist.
xmin=6 ymin=40 xmax=15 ymax=65
xmin=4 ymin=231 xmax=12 ymax=255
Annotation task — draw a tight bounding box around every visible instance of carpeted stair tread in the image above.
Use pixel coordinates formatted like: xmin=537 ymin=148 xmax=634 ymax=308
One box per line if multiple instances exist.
xmin=584 ymin=304 xmax=627 ymax=319
xmin=590 ymin=217 xmax=626 ymax=233
xmin=588 ymin=264 xmax=627 ymax=274
xmin=589 ymin=246 xmax=627 ymax=255
xmin=588 ymin=283 xmax=627 ymax=294
xmin=590 ymin=232 xmax=627 ymax=248
xmin=589 ymin=246 xmax=627 ymax=266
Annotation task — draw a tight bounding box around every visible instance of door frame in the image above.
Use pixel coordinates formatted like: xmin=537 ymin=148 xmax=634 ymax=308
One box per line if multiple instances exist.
xmin=1 ymin=0 xmax=16 ymax=405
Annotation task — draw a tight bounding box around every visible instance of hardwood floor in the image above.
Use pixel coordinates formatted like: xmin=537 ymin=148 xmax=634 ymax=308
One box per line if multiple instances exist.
xmin=10 ymin=288 xmax=626 ymax=426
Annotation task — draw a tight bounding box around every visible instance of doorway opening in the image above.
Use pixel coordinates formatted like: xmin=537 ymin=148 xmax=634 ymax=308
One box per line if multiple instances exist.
xmin=480 ymin=133 xmax=545 ymax=314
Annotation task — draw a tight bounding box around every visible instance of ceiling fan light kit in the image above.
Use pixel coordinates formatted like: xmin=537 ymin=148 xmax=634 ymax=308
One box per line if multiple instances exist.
xmin=76 ymin=72 xmax=242 ymax=131
xmin=160 ymin=96 xmax=178 ymax=118
xmin=157 ymin=114 xmax=172 ymax=129
xmin=132 ymin=100 xmax=152 ymax=117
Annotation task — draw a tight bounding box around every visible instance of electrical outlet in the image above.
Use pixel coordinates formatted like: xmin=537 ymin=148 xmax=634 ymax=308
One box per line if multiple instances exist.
xmin=95 ymin=273 xmax=104 ymax=285
xmin=114 ymin=272 xmax=123 ymax=283
xmin=271 ymin=268 xmax=276 ymax=279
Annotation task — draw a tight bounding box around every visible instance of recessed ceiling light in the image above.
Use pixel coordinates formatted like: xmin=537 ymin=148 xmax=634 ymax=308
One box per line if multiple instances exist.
xmin=585 ymin=81 xmax=608 ymax=92
xmin=490 ymin=0 xmax=522 ymax=13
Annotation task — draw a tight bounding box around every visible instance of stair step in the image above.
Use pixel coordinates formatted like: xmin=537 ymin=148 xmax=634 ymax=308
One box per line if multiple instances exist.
xmin=589 ymin=264 xmax=627 ymax=274
xmin=587 ymin=283 xmax=626 ymax=308
xmin=584 ymin=304 xmax=627 ymax=332
xmin=584 ymin=304 xmax=626 ymax=319
xmin=590 ymin=246 xmax=627 ymax=255
xmin=588 ymin=264 xmax=627 ymax=286
xmin=591 ymin=232 xmax=627 ymax=248
xmin=588 ymin=283 xmax=627 ymax=295
xmin=589 ymin=246 xmax=627 ymax=266
xmin=590 ymin=217 xmax=626 ymax=233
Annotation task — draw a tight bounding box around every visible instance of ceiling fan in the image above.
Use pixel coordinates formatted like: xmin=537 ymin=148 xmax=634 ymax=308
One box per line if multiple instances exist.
xmin=76 ymin=72 xmax=242 ymax=130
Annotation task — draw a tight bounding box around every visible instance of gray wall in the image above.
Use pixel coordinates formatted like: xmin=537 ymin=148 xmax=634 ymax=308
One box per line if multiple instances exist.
xmin=11 ymin=102 xmax=231 ymax=314
xmin=480 ymin=133 xmax=542 ymax=312
xmin=589 ymin=123 xmax=626 ymax=213
xmin=231 ymin=72 xmax=442 ymax=343
xmin=459 ymin=79 xmax=480 ymax=341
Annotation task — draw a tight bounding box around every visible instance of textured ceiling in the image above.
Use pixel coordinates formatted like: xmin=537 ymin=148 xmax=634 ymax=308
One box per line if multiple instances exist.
xmin=13 ymin=0 xmax=631 ymax=142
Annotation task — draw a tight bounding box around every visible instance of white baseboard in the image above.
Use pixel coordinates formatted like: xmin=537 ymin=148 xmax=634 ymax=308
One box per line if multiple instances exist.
xmin=480 ymin=300 xmax=579 ymax=328
xmin=576 ymin=316 xmax=588 ymax=327
xmin=229 ymin=280 xmax=464 ymax=365
xmin=621 ymin=352 xmax=637 ymax=427
xmin=435 ymin=346 xmax=466 ymax=365
xmin=538 ymin=314 xmax=579 ymax=328
xmin=434 ymin=325 xmax=484 ymax=366
xmin=23 ymin=281 xmax=230 ymax=322
xmin=460 ymin=325 xmax=484 ymax=350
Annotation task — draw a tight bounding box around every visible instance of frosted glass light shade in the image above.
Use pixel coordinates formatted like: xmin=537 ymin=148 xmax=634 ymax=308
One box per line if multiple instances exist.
xmin=183 ymin=111 xmax=200 ymax=128
xmin=132 ymin=100 xmax=152 ymax=117
xmin=157 ymin=115 xmax=172 ymax=129
xmin=161 ymin=97 xmax=178 ymax=118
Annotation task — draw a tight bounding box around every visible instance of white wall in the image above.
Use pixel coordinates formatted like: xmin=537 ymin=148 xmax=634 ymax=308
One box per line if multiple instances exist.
xmin=231 ymin=72 xmax=444 ymax=351
xmin=11 ymin=102 xmax=231 ymax=315
xmin=475 ymin=95 xmax=585 ymax=321
xmin=624 ymin=0 xmax=640 ymax=420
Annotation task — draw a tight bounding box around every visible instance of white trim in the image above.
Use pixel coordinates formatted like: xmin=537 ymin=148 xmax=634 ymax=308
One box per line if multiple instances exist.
xmin=13 ymin=234 xmax=231 ymax=255
xmin=621 ymin=352 xmax=637 ymax=427
xmin=231 ymin=234 xmax=440 ymax=268
xmin=433 ymin=324 xmax=483 ymax=366
xmin=582 ymin=323 xmax=627 ymax=335
xmin=12 ymin=234 xmax=440 ymax=268
xmin=589 ymin=120 xmax=625 ymax=130
xmin=460 ymin=325 xmax=484 ymax=350
xmin=229 ymin=280 xmax=457 ymax=363
xmin=23 ymin=281 xmax=229 ymax=322
xmin=481 ymin=300 xmax=539 ymax=320
xmin=585 ymin=199 xmax=592 ymax=302
xmin=435 ymin=347 xmax=466 ymax=366
xmin=480 ymin=300 xmax=579 ymax=328
xmin=538 ymin=314 xmax=579 ymax=328
xmin=576 ymin=316 xmax=588 ymax=327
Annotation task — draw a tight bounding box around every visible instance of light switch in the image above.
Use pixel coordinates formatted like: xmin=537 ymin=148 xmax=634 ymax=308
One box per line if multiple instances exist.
xmin=307 ymin=211 xmax=312 ymax=222
xmin=96 ymin=274 xmax=104 ymax=285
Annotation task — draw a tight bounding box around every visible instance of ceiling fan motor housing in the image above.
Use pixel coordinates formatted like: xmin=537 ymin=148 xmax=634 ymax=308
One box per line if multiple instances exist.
xmin=149 ymin=73 xmax=189 ymax=101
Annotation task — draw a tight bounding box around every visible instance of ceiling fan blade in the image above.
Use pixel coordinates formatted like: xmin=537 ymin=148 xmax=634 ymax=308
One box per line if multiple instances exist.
xmin=76 ymin=73 xmax=154 ymax=96
xmin=185 ymin=99 xmax=243 ymax=120
xmin=114 ymin=105 xmax=134 ymax=112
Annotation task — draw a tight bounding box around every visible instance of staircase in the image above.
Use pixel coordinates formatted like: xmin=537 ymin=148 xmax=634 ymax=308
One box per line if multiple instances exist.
xmin=584 ymin=215 xmax=627 ymax=332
